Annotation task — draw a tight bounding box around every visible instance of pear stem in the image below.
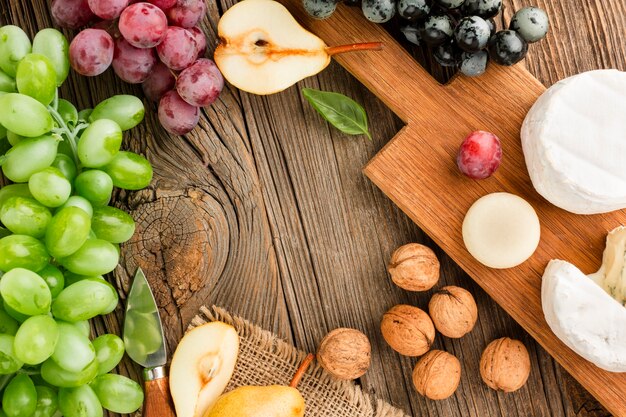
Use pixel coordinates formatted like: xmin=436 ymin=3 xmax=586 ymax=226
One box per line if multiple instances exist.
xmin=289 ymin=354 xmax=315 ymax=388
xmin=326 ymin=42 xmax=383 ymax=56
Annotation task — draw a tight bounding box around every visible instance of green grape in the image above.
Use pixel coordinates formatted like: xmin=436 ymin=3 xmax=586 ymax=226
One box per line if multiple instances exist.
xmin=0 ymin=94 xmax=53 ymax=137
xmin=0 ymin=26 xmax=31 ymax=77
xmin=0 ymin=68 xmax=16 ymax=92
xmin=28 ymin=167 xmax=72 ymax=207
xmin=77 ymin=108 xmax=92 ymax=122
xmin=51 ymin=154 xmax=77 ymax=181
xmin=59 ymin=196 xmax=93 ymax=218
xmin=13 ymin=315 xmax=58 ymax=365
xmin=0 ymin=334 xmax=22 ymax=373
xmin=0 ymin=184 xmax=31 ymax=211
xmin=59 ymin=239 xmax=119 ymax=276
xmin=0 ymin=235 xmax=50 ymax=272
xmin=5 ymin=131 xmax=23 ymax=146
xmin=2 ymin=374 xmax=36 ymax=417
xmin=51 ymin=322 xmax=95 ymax=373
xmin=0 ymin=124 xmax=6 ymax=139
xmin=58 ymin=385 xmax=102 ymax=417
xmin=0 ymin=268 xmax=51 ymax=315
xmin=37 ymin=264 xmax=64 ymax=298
xmin=77 ymin=119 xmax=122 ymax=168
xmin=103 ymin=152 xmax=153 ymax=190
xmin=89 ymin=374 xmax=143 ymax=413
xmin=74 ymin=170 xmax=113 ymax=207
xmin=63 ymin=272 xmax=102 ymax=287
xmin=45 ymin=206 xmax=91 ymax=259
xmin=0 ymin=227 xmax=11 ymax=239
xmin=1 ymin=301 xmax=28 ymax=323
xmin=89 ymin=95 xmax=144 ymax=131
xmin=32 ymin=28 xmax=69 ymax=87
xmin=1 ymin=134 xmax=59 ymax=182
xmin=92 ymin=334 xmax=124 ymax=375
xmin=15 ymin=54 xmax=56 ymax=105
xmin=99 ymin=280 xmax=119 ymax=315
xmin=33 ymin=386 xmax=58 ymax=417
xmin=56 ymin=99 xmax=78 ymax=126
xmin=41 ymin=356 xmax=98 ymax=388
xmin=0 ymin=196 xmax=52 ymax=238
xmin=73 ymin=320 xmax=91 ymax=338
xmin=91 ymin=206 xmax=136 ymax=243
xmin=0 ymin=309 xmax=19 ymax=335
xmin=51 ymin=278 xmax=116 ymax=322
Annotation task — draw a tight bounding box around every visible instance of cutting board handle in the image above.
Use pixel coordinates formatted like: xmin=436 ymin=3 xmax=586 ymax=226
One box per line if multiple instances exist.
xmin=143 ymin=369 xmax=176 ymax=417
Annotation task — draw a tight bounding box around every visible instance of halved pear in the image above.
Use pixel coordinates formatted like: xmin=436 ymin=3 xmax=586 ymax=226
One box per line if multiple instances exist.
xmin=215 ymin=0 xmax=382 ymax=95
xmin=169 ymin=322 xmax=240 ymax=417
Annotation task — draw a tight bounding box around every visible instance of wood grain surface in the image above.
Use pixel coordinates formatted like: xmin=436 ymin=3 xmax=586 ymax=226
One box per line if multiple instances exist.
xmin=0 ymin=1 xmax=623 ymax=416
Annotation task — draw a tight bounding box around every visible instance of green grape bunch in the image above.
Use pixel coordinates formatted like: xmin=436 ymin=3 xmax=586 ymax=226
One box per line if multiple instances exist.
xmin=0 ymin=24 xmax=151 ymax=417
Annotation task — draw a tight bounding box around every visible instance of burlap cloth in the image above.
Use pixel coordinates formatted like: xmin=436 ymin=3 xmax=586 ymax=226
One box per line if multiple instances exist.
xmin=190 ymin=306 xmax=409 ymax=417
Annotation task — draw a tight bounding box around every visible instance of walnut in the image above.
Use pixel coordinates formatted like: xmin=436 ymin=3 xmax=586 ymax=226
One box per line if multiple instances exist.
xmin=317 ymin=328 xmax=371 ymax=380
xmin=388 ymin=244 xmax=440 ymax=292
xmin=412 ymin=350 xmax=461 ymax=400
xmin=428 ymin=286 xmax=478 ymax=338
xmin=381 ymin=304 xmax=435 ymax=356
xmin=480 ymin=337 xmax=531 ymax=392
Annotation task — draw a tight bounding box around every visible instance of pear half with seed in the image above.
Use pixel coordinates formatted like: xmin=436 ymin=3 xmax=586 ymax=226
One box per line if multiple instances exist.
xmin=215 ymin=0 xmax=381 ymax=95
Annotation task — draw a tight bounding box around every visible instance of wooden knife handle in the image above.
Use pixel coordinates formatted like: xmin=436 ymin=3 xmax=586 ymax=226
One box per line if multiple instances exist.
xmin=143 ymin=375 xmax=176 ymax=417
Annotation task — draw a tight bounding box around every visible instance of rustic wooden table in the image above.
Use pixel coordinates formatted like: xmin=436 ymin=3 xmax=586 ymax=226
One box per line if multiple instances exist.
xmin=2 ymin=0 xmax=624 ymax=416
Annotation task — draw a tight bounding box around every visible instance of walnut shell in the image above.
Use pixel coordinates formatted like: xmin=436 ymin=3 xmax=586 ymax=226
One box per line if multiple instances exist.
xmin=480 ymin=337 xmax=531 ymax=392
xmin=381 ymin=304 xmax=435 ymax=356
xmin=428 ymin=286 xmax=478 ymax=338
xmin=317 ymin=328 xmax=371 ymax=380
xmin=388 ymin=244 xmax=440 ymax=291
xmin=412 ymin=350 xmax=461 ymax=400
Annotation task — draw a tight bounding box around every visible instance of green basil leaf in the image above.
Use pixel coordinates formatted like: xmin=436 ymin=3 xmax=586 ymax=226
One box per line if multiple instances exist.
xmin=302 ymin=88 xmax=371 ymax=139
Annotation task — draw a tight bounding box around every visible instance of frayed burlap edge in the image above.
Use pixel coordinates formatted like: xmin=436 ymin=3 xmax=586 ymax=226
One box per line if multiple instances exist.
xmin=190 ymin=305 xmax=408 ymax=417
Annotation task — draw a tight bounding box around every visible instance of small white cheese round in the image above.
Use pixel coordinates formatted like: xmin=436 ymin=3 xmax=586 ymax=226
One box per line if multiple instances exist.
xmin=521 ymin=69 xmax=626 ymax=214
xmin=462 ymin=192 xmax=540 ymax=269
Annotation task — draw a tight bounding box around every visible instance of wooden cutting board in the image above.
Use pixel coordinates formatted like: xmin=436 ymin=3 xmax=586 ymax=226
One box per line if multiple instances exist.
xmin=280 ymin=1 xmax=626 ymax=415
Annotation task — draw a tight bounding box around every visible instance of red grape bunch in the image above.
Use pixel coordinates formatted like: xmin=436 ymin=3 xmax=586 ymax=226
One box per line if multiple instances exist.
xmin=51 ymin=0 xmax=224 ymax=135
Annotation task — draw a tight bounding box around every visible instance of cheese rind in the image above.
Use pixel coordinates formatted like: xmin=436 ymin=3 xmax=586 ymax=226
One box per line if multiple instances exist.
xmin=542 ymin=260 xmax=626 ymax=372
xmin=521 ymin=69 xmax=626 ymax=214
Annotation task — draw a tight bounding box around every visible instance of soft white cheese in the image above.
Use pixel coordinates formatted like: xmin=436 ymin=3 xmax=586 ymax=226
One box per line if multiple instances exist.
xmin=521 ymin=69 xmax=626 ymax=214
xmin=542 ymin=260 xmax=626 ymax=372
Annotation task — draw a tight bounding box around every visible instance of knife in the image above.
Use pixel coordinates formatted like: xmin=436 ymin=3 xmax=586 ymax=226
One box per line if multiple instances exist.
xmin=124 ymin=268 xmax=176 ymax=417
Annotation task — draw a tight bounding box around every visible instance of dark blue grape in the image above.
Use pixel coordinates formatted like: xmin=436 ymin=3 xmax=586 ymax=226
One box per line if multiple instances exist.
xmin=303 ymin=0 xmax=338 ymax=19
xmin=460 ymin=50 xmax=488 ymax=76
xmin=461 ymin=0 xmax=501 ymax=18
xmin=433 ymin=42 xmax=461 ymax=66
xmin=343 ymin=0 xmax=361 ymax=6
xmin=485 ymin=18 xmax=496 ymax=37
xmin=510 ymin=6 xmax=549 ymax=43
xmin=488 ymin=30 xmax=528 ymax=65
xmin=400 ymin=25 xmax=422 ymax=45
xmin=454 ymin=16 xmax=491 ymax=52
xmin=435 ymin=0 xmax=464 ymax=10
xmin=421 ymin=15 xmax=454 ymax=46
xmin=397 ymin=0 xmax=431 ymax=21
xmin=362 ymin=0 xmax=396 ymax=23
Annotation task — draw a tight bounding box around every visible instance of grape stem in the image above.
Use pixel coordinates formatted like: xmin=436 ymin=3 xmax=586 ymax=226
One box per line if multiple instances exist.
xmin=47 ymin=93 xmax=86 ymax=170
xmin=0 ymin=374 xmax=13 ymax=391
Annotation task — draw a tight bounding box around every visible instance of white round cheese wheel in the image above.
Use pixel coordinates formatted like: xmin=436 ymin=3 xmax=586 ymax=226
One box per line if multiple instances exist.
xmin=521 ymin=69 xmax=626 ymax=214
xmin=462 ymin=193 xmax=540 ymax=269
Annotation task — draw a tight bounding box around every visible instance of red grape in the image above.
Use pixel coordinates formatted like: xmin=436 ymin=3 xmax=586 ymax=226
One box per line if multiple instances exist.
xmin=156 ymin=26 xmax=198 ymax=70
xmin=112 ymin=38 xmax=157 ymax=83
xmin=148 ymin=0 xmax=177 ymax=10
xmin=142 ymin=62 xmax=176 ymax=101
xmin=166 ymin=0 xmax=206 ymax=28
xmin=88 ymin=0 xmax=129 ymax=19
xmin=158 ymin=90 xmax=200 ymax=135
xmin=189 ymin=26 xmax=207 ymax=56
xmin=119 ymin=2 xmax=168 ymax=48
xmin=69 ymin=28 xmax=115 ymax=76
xmin=457 ymin=130 xmax=502 ymax=179
xmin=176 ymin=59 xmax=223 ymax=107
xmin=51 ymin=0 xmax=95 ymax=29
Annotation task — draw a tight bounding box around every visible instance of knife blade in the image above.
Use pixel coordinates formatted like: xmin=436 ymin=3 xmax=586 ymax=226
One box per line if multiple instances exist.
xmin=124 ymin=268 xmax=175 ymax=417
